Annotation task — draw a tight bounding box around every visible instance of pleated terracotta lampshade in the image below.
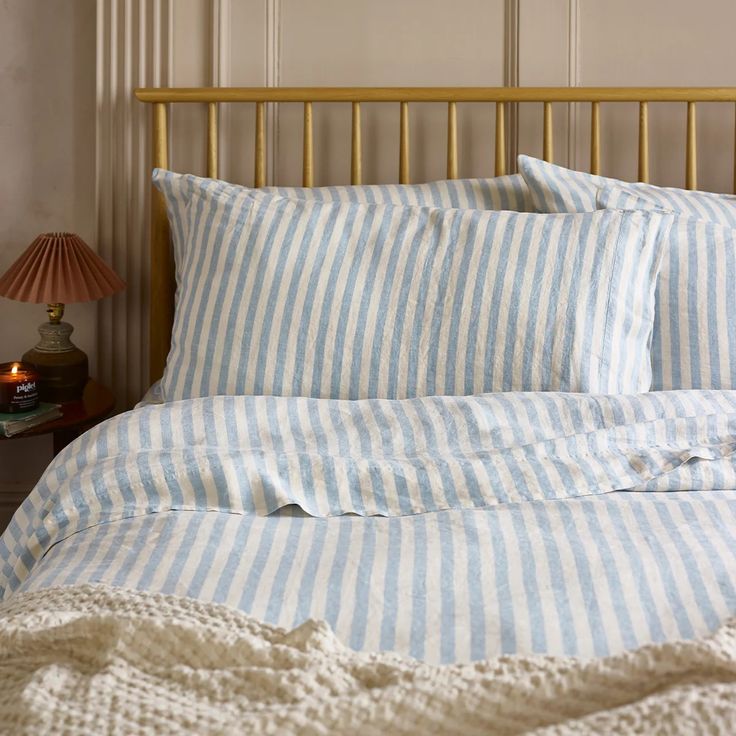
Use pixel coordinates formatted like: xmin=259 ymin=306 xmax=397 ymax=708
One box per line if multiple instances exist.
xmin=0 ymin=232 xmax=125 ymax=304
xmin=0 ymin=233 xmax=125 ymax=403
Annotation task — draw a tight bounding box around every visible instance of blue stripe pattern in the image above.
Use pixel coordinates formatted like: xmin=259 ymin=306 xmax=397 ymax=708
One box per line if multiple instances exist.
xmin=519 ymin=153 xmax=736 ymax=220
xmin=518 ymin=155 xmax=736 ymax=391
xmin=3 ymin=389 xmax=736 ymax=588
xmin=265 ymin=174 xmax=533 ymax=210
xmin=14 ymin=493 xmax=733 ymax=663
xmin=599 ymin=183 xmax=736 ymax=391
xmin=2 ymin=390 xmax=736 ymax=663
xmin=156 ymin=171 xmax=668 ymax=400
xmin=154 ymin=170 xmax=533 ymax=284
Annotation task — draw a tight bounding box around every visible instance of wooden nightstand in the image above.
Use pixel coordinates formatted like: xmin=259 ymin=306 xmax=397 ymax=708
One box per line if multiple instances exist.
xmin=0 ymin=380 xmax=114 ymax=532
xmin=0 ymin=379 xmax=115 ymax=455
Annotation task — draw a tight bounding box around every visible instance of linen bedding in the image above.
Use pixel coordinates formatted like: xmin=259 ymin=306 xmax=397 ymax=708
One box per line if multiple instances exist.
xmin=598 ymin=183 xmax=736 ymax=391
xmin=155 ymin=170 xmax=533 ymax=282
xmin=4 ymin=161 xmax=736 ymax=733
xmin=156 ymin=169 xmax=669 ymax=400
xmin=518 ymin=153 xmax=736 ymax=220
xmin=2 ymin=390 xmax=736 ymax=668
xmin=518 ymin=154 xmax=736 ymax=392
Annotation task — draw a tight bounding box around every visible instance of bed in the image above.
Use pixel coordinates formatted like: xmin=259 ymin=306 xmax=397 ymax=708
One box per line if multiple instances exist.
xmin=2 ymin=87 xmax=736 ymax=735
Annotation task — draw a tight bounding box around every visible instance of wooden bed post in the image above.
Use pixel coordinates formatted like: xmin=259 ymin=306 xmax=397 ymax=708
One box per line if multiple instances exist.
xmin=638 ymin=101 xmax=649 ymax=183
xmin=686 ymin=101 xmax=697 ymax=190
xmin=399 ymin=101 xmax=410 ymax=184
xmin=495 ymin=102 xmax=506 ymax=176
xmin=590 ymin=101 xmax=600 ymax=175
xmin=149 ymin=102 xmax=173 ymax=385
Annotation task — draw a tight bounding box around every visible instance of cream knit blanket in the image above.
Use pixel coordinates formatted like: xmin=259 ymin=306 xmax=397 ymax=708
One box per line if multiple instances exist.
xmin=0 ymin=585 xmax=734 ymax=735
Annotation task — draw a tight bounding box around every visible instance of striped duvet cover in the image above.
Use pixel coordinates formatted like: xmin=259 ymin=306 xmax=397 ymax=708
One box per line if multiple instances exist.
xmin=2 ymin=390 xmax=736 ymax=664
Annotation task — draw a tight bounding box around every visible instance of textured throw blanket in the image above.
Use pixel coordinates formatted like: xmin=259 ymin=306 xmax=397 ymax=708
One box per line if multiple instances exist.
xmin=0 ymin=585 xmax=734 ymax=735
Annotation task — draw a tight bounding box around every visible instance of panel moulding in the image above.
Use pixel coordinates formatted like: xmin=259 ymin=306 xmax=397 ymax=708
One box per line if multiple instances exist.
xmin=95 ymin=0 xmax=172 ymax=407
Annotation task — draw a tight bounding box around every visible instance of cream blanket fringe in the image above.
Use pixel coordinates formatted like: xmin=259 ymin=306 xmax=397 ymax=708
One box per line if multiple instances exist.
xmin=0 ymin=585 xmax=734 ymax=735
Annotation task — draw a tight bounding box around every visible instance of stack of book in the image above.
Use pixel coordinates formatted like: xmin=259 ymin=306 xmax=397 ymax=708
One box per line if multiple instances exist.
xmin=0 ymin=403 xmax=62 ymax=438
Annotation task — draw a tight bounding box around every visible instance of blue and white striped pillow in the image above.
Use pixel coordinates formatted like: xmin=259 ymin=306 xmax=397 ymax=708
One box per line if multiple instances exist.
xmin=599 ymin=183 xmax=736 ymax=390
xmin=161 ymin=176 xmax=669 ymax=401
xmin=519 ymin=154 xmax=736 ymax=391
xmin=596 ymin=179 xmax=736 ymax=226
xmin=518 ymin=155 xmax=604 ymax=212
xmin=518 ymin=154 xmax=736 ymax=221
xmin=265 ymin=174 xmax=533 ymax=210
xmin=154 ymin=169 xmax=533 ymax=283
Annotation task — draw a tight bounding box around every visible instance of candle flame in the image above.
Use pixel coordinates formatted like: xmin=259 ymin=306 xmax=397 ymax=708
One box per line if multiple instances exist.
xmin=11 ymin=364 xmax=18 ymax=375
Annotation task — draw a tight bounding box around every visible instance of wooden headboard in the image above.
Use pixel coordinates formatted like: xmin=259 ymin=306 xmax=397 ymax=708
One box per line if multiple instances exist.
xmin=134 ymin=86 xmax=736 ymax=384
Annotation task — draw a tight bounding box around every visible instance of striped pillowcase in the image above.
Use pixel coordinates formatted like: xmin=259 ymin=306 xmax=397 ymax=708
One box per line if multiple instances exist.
xmin=153 ymin=169 xmax=533 ymax=282
xmin=518 ymin=154 xmax=736 ymax=221
xmin=264 ymin=174 xmax=533 ymax=209
xmin=161 ymin=177 xmax=669 ymax=400
xmin=599 ymin=183 xmax=736 ymax=390
xmin=519 ymin=154 xmax=736 ymax=391
xmin=518 ymin=155 xmax=604 ymax=212
xmin=596 ymin=179 xmax=736 ymax=226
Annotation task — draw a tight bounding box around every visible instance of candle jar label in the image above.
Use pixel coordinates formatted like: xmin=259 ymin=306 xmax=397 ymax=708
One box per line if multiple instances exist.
xmin=0 ymin=362 xmax=41 ymax=413
xmin=11 ymin=381 xmax=39 ymax=411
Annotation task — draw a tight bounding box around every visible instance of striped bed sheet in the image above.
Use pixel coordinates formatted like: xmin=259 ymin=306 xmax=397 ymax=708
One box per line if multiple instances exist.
xmin=16 ymin=494 xmax=736 ymax=665
xmin=3 ymin=390 xmax=736 ymax=664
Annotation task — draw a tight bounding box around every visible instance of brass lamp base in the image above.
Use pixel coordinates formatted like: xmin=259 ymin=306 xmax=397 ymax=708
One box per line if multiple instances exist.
xmin=22 ymin=315 xmax=89 ymax=403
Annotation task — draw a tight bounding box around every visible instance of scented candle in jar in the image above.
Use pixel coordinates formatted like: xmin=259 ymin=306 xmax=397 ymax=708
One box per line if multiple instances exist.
xmin=0 ymin=362 xmax=40 ymax=413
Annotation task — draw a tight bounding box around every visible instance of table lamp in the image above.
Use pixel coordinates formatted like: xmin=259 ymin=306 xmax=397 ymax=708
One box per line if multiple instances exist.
xmin=0 ymin=232 xmax=125 ymax=402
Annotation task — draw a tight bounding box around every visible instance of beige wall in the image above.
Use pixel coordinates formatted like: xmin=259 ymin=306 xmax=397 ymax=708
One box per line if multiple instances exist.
xmin=0 ymin=0 xmax=96 ymax=492
xmin=166 ymin=0 xmax=509 ymax=187
xmin=276 ymin=0 xmax=506 ymax=185
xmin=576 ymin=0 xmax=736 ymax=191
xmin=159 ymin=0 xmax=736 ymax=193
xmin=517 ymin=0 xmax=736 ymax=191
